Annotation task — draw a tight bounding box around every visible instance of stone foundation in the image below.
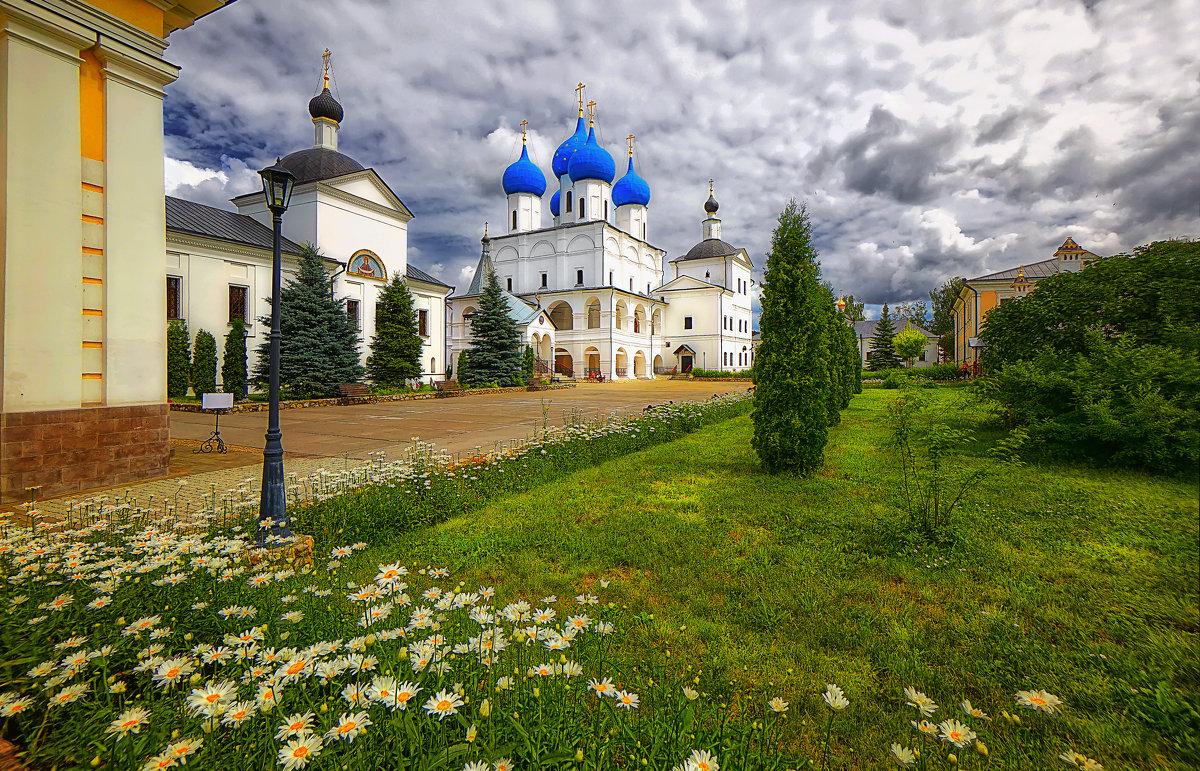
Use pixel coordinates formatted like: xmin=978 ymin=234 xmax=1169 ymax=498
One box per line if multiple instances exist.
xmin=0 ymin=403 xmax=169 ymax=504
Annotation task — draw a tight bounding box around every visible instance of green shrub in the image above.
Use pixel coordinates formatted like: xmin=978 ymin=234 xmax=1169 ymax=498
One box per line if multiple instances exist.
xmin=978 ymin=334 xmax=1200 ymax=473
xmin=753 ymin=201 xmax=833 ymax=474
xmin=690 ymin=368 xmax=753 ymax=378
xmin=222 ymin=317 xmax=249 ymax=399
xmin=864 ymin=363 xmax=961 ymax=381
xmin=978 ymin=239 xmax=1200 ymax=473
xmin=166 ymin=319 xmax=191 ymax=398
xmin=882 ymin=370 xmax=910 ymax=389
xmin=190 ymin=329 xmax=217 ymax=395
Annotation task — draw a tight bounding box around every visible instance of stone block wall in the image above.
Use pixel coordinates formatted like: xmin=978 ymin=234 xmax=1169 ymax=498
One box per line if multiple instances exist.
xmin=0 ymin=404 xmax=169 ymax=504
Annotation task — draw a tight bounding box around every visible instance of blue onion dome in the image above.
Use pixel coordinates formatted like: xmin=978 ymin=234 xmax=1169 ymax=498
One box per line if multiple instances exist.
xmin=501 ymin=145 xmax=547 ymax=196
xmin=549 ymin=188 xmax=561 ymax=216
xmin=552 ymin=116 xmax=588 ymax=178
xmin=308 ymin=87 xmax=343 ymax=123
xmin=568 ymin=128 xmax=615 ymax=183
xmin=612 ymin=156 xmax=651 ymax=207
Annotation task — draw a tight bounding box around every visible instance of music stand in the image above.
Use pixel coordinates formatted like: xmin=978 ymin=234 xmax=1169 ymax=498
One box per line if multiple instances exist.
xmin=196 ymin=392 xmax=234 ymax=454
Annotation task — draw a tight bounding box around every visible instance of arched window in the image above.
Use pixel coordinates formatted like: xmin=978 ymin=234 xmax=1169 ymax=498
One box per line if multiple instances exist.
xmin=604 ymin=200 xmax=609 ymax=220
xmin=586 ymin=298 xmax=601 ymax=329
xmin=348 ymin=250 xmax=386 ymax=281
xmin=643 ymin=223 xmax=647 ymax=239
xmin=566 ymin=190 xmax=573 ymax=212
xmin=579 ymin=198 xmax=586 ymax=220
xmin=511 ymin=210 xmax=517 ymax=230
xmin=430 ymin=356 xmax=436 ymax=374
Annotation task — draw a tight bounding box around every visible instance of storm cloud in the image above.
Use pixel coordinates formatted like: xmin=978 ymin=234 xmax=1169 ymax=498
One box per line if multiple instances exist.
xmin=162 ymin=0 xmax=1200 ymax=307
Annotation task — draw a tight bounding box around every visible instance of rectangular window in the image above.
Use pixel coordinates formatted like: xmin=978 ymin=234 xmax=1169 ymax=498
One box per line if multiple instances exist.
xmin=166 ymin=276 xmax=181 ymax=320
xmin=418 ymin=308 xmax=428 ymax=336
xmin=346 ymin=299 xmax=360 ymax=331
xmin=228 ymin=284 xmax=248 ymax=324
xmin=579 ymin=198 xmax=586 ymax=219
xmin=540 ymin=272 xmax=548 ymax=288
xmin=684 ymin=316 xmax=693 ymax=330
xmin=576 ymin=269 xmax=584 ymax=286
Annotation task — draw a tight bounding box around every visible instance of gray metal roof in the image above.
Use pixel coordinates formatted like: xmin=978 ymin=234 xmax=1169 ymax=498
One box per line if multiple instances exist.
xmin=677 ymin=237 xmax=740 ymax=262
xmin=166 ymin=196 xmax=303 ymax=253
xmin=969 ymin=257 xmax=1059 ymax=282
xmin=276 ymin=147 xmax=365 ymax=185
xmin=405 ymin=263 xmax=451 ymax=289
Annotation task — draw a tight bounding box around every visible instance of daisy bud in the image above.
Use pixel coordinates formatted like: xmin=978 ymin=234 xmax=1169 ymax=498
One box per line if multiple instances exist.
xmin=189 ymin=673 xmax=201 ymax=684
xmin=280 ymin=632 xmax=290 ymax=641
xmin=184 ymin=633 xmax=193 ymax=641
xmin=91 ymin=756 xmax=102 ymax=767
xmin=172 ymin=730 xmax=180 ymax=739
xmin=533 ymin=687 xmax=540 ymax=698
xmin=479 ymin=699 xmax=491 ymax=718
xmin=948 ymin=754 xmax=957 ymax=765
xmin=976 ymin=741 xmax=988 ymax=756
xmin=321 ymin=703 xmax=329 ymax=713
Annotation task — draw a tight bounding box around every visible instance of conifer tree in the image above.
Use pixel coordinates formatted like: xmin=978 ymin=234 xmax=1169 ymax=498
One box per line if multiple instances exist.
xmin=522 ymin=345 xmax=536 ymax=382
xmin=366 ymin=274 xmax=423 ymax=388
xmin=752 ymin=200 xmax=831 ymax=474
xmin=253 ymin=243 xmax=363 ymax=398
xmin=462 ymin=269 xmax=523 ymax=387
xmin=844 ymin=321 xmax=862 ymax=399
xmin=455 ymin=350 xmax=471 ymax=384
xmin=191 ymin=330 xmax=218 ymax=395
xmin=222 ymin=317 xmax=249 ymax=399
xmin=166 ymin=319 xmax=191 ymax=399
xmin=822 ymin=287 xmax=843 ymax=427
xmin=866 ymin=304 xmax=902 ymax=370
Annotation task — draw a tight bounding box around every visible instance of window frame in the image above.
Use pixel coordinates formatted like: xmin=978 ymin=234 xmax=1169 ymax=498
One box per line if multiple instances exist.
xmin=346 ymin=298 xmax=361 ymax=331
xmin=418 ymin=308 xmax=429 ymax=337
xmin=227 ymin=284 xmax=249 ymax=325
xmin=166 ymin=275 xmax=182 ymax=321
xmin=684 ymin=316 xmax=693 ymax=330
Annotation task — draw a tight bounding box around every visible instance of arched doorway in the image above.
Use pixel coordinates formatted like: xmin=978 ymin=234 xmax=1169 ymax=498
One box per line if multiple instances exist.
xmin=538 ymin=334 xmax=552 ymax=362
xmin=615 ymin=347 xmax=628 ymax=378
xmin=633 ymin=351 xmax=647 ymax=378
xmin=547 ymin=301 xmax=573 ymax=330
xmin=584 ymin=346 xmax=601 ymax=379
xmin=554 ymin=347 xmax=573 ymax=377
xmin=653 ymin=354 xmax=663 ymax=375
xmin=633 ymin=305 xmax=646 ymax=334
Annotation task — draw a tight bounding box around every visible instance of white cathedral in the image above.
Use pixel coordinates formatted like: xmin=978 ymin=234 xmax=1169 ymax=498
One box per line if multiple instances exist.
xmin=163 ymin=64 xmax=753 ymax=388
xmin=448 ymin=90 xmax=756 ymax=380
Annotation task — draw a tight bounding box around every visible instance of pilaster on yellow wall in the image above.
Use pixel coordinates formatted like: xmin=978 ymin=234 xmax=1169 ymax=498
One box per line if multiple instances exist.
xmin=80 ymin=47 xmax=106 ymax=405
xmin=0 ymin=14 xmax=90 ymax=413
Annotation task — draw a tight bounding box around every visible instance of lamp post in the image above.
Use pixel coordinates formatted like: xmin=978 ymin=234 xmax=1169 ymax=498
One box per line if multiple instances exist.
xmin=257 ymin=159 xmax=296 ymax=547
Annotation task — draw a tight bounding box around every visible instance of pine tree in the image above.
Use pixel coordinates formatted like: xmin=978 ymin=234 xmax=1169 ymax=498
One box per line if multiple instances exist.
xmin=166 ymin=319 xmax=191 ymax=399
xmin=462 ymin=269 xmax=523 ymax=387
xmin=253 ymin=243 xmax=363 ymax=398
xmin=455 ymin=350 xmax=471 ymax=384
xmin=366 ymin=274 xmax=423 ymax=388
xmin=191 ymin=330 xmax=218 ymax=395
xmin=222 ymin=317 xmax=249 ymax=399
xmin=866 ymin=304 xmax=902 ymax=370
xmin=752 ymin=200 xmax=831 ymax=475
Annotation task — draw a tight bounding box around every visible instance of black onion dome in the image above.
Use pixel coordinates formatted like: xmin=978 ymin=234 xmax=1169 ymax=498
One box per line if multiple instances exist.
xmin=681 ymin=238 xmax=739 ymax=262
xmin=308 ymin=87 xmax=344 ymax=123
xmin=275 ymin=147 xmax=364 ymax=184
xmin=704 ymin=193 xmax=719 ymax=215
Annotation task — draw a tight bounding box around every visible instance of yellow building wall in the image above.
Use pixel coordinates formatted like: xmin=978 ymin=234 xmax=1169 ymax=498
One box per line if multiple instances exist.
xmin=103 ymin=59 xmax=168 ymax=405
xmin=87 ymin=0 xmax=164 ymax=36
xmin=0 ymin=20 xmax=86 ymax=412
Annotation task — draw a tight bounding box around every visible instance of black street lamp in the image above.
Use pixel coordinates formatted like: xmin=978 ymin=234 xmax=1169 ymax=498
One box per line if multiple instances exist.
xmin=257 ymin=158 xmax=295 ymax=547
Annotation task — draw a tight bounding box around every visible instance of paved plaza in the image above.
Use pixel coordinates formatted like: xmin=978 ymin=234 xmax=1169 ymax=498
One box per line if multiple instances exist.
xmin=8 ymin=380 xmax=747 ymax=516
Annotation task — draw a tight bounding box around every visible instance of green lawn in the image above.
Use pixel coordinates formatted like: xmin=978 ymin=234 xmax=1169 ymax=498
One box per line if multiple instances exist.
xmin=360 ymin=388 xmax=1199 ymax=768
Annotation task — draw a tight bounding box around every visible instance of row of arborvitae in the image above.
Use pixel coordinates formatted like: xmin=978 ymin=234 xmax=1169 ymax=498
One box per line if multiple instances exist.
xmin=166 ymin=318 xmax=249 ymax=400
xmin=167 ymin=244 xmax=432 ymax=401
xmin=752 ymin=200 xmax=862 ymax=474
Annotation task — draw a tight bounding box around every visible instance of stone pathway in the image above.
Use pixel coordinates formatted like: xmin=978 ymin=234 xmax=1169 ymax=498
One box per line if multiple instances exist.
xmin=7 ymin=380 xmax=748 ymax=520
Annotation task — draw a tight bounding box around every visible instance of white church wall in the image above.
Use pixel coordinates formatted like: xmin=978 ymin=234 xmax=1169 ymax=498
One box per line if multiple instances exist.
xmin=314 ymin=194 xmax=408 ymax=279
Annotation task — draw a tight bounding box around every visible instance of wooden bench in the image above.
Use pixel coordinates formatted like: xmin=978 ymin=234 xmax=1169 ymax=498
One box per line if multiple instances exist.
xmin=434 ymin=380 xmax=462 ymax=397
xmin=338 ymin=383 xmax=371 ymax=398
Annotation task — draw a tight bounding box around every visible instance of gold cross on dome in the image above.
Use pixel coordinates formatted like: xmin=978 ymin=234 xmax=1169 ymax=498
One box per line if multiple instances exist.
xmin=587 ymin=99 xmax=596 ymax=127
xmin=575 ymin=82 xmax=586 ymax=115
xmin=520 ymin=119 xmax=528 ymax=144
xmin=626 ymin=133 xmax=635 ymax=156
xmin=321 ymin=48 xmax=332 ymax=89
xmin=708 ymin=178 xmax=715 ymax=196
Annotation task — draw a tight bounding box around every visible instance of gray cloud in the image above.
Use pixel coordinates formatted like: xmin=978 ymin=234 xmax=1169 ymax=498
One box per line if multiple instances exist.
xmin=162 ymin=0 xmax=1200 ymax=306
